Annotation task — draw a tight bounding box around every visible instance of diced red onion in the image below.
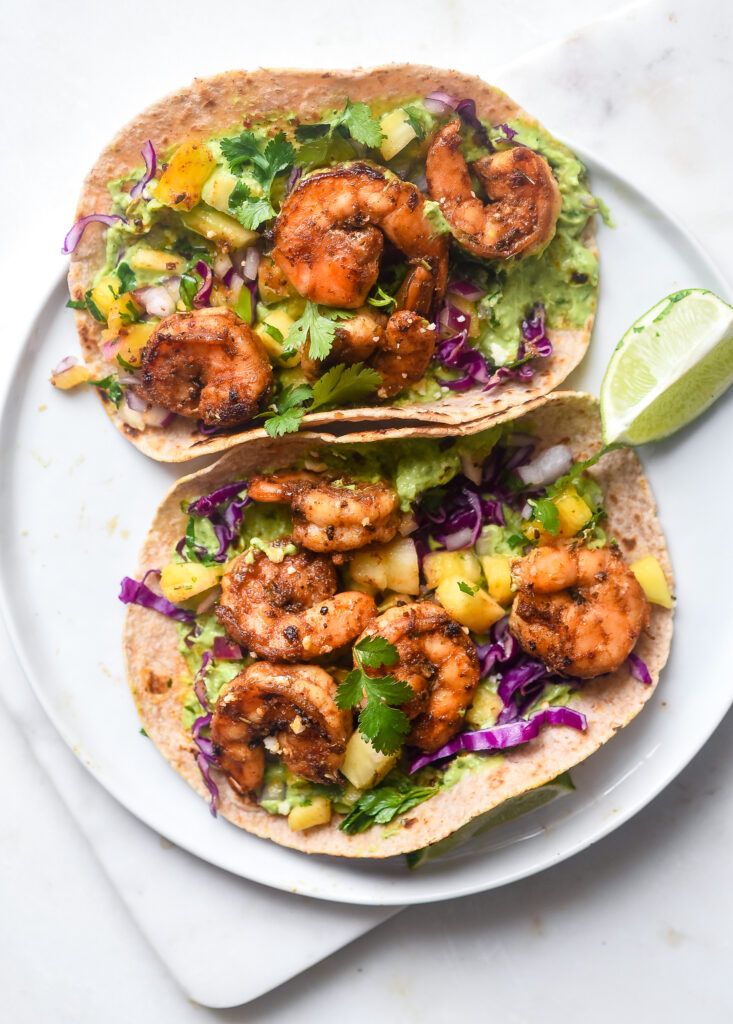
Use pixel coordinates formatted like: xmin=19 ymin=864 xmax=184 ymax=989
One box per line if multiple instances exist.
xmin=101 ymin=338 xmax=120 ymax=361
xmin=214 ymin=253 xmax=233 ymax=280
xmin=242 ymin=246 xmax=261 ymax=282
xmin=227 ymin=271 xmax=244 ymax=301
xmin=628 ymin=652 xmax=652 ymax=685
xmin=286 ymin=165 xmax=302 ymax=195
xmin=517 ymin=445 xmax=573 ymax=487
xmin=424 ymin=91 xmax=459 ymax=115
xmin=409 ymin=706 xmax=587 ymax=773
xmin=438 ymin=302 xmax=471 ymax=336
xmin=53 ymin=355 xmax=79 ymax=375
xmin=448 ymin=280 xmax=485 ymax=302
xmin=62 ymin=213 xmax=126 ymax=256
xmin=129 ymin=140 xmax=157 ymax=200
xmin=125 ymin=389 xmax=147 ymax=412
xmin=195 ymin=589 xmax=220 ymax=615
xmin=193 ymin=261 xmax=213 ymax=307
xmin=135 ymin=285 xmax=176 ymax=318
xmin=143 ymin=405 xmax=175 ymax=428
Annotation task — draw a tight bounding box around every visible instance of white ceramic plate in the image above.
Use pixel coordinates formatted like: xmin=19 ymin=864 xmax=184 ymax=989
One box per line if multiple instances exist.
xmin=1 ymin=152 xmax=731 ymax=905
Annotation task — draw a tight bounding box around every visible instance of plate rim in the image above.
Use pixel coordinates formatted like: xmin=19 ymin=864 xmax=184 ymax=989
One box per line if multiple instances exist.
xmin=0 ymin=142 xmax=731 ymax=906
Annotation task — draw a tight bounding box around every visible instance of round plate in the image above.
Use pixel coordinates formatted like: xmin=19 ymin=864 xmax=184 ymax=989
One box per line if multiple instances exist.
xmin=1 ymin=151 xmax=731 ymax=905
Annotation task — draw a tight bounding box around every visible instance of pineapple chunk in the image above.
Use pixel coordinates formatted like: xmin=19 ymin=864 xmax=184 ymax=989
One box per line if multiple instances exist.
xmin=288 ymin=797 xmax=331 ymax=831
xmin=479 ymin=555 xmax=514 ymax=606
xmin=254 ymin=308 xmax=300 ymax=367
xmin=465 ymin=686 xmax=503 ymax=728
xmin=160 ymin=562 xmax=223 ymax=602
xmin=379 ymin=108 xmax=417 ymax=161
xmin=630 ymin=556 xmax=674 ymax=609
xmin=523 ymin=519 xmax=553 ymax=545
xmin=50 ymin=362 xmax=92 ymax=390
xmin=349 ymin=538 xmax=420 ymax=596
xmin=128 ymin=247 xmax=186 ymax=274
xmin=116 ymin=321 xmax=157 ymax=367
xmin=89 ymin=274 xmax=121 ymax=319
xmin=180 ymin=206 xmax=258 ymax=249
xmin=423 ymin=550 xmax=481 ymax=591
xmin=555 ymin=487 xmax=593 ymax=538
xmin=201 ymin=165 xmax=239 ymax=213
xmin=435 ymin=579 xmax=505 ymax=633
xmin=341 ymin=731 xmax=398 ymax=790
xmin=154 ymin=139 xmax=216 ymax=211
xmin=103 ymin=292 xmax=142 ymax=336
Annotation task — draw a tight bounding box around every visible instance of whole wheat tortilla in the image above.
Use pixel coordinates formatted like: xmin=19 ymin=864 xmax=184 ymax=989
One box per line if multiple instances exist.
xmin=124 ymin=392 xmax=673 ymax=857
xmin=68 ymin=64 xmax=597 ymax=463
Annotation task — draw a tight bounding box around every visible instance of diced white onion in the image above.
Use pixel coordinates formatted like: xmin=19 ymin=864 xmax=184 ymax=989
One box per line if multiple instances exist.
xmin=517 ymin=444 xmax=573 ymax=487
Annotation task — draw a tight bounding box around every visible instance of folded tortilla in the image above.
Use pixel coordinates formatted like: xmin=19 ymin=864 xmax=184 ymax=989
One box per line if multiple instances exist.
xmin=124 ymin=392 xmax=673 ymax=857
xmin=68 ymin=64 xmax=597 ymax=463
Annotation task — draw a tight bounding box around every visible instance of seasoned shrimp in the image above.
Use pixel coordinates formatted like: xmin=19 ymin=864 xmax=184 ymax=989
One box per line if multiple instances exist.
xmin=426 ymin=120 xmax=562 ymax=260
xmin=216 ymin=544 xmax=376 ymax=661
xmin=140 ymin=307 xmax=273 ymax=427
xmin=257 ymin=254 xmax=297 ymax=304
xmin=211 ymin=662 xmax=352 ymax=792
xmin=247 ymin=470 xmax=321 ymax=504
xmin=272 ymin=162 xmax=448 ymax=309
xmin=300 ymin=307 xmax=385 ymax=381
xmin=359 ymin=602 xmax=480 ymax=752
xmin=509 ymin=544 xmax=650 ymax=678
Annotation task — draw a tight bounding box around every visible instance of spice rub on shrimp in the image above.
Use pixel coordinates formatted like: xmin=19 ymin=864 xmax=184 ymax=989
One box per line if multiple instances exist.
xmin=426 ymin=120 xmax=562 ymax=260
xmin=211 ymin=662 xmax=352 ymax=793
xmin=272 ymin=162 xmax=449 ymax=310
xmin=360 ymin=602 xmax=480 ymax=752
xmin=140 ymin=307 xmax=273 ymax=427
xmin=216 ymin=544 xmax=376 ymax=661
xmin=248 ymin=472 xmax=402 ymax=553
xmin=509 ymin=545 xmax=650 ymax=678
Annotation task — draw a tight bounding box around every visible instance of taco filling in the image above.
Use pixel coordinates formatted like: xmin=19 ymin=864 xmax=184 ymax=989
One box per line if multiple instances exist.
xmin=121 ymin=400 xmax=673 ymax=857
xmin=60 ymin=79 xmax=600 ymax=439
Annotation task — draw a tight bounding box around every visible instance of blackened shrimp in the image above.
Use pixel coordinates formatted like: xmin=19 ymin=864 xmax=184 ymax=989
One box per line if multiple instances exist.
xmin=140 ymin=307 xmax=273 ymax=427
xmin=426 ymin=120 xmax=561 ymax=260
xmin=247 ymin=470 xmax=321 ymax=504
xmin=216 ymin=545 xmax=376 ymax=661
xmin=211 ymin=662 xmax=352 ymax=792
xmin=359 ymin=602 xmax=480 ymax=752
xmin=272 ymin=162 xmax=448 ymax=310
xmin=509 ymin=544 xmax=650 ymax=678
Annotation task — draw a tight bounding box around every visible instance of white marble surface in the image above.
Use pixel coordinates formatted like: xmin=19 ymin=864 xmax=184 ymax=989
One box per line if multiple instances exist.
xmin=2 ymin=0 xmax=733 ymax=1019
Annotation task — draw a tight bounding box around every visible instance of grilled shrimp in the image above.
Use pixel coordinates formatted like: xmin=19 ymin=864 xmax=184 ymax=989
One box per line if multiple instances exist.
xmin=360 ymin=602 xmax=480 ymax=752
xmin=211 ymin=662 xmax=352 ymax=792
xmin=426 ymin=120 xmax=562 ymax=260
xmin=247 ymin=470 xmax=321 ymax=504
xmin=272 ymin=162 xmax=448 ymax=310
xmin=140 ymin=307 xmax=273 ymax=427
xmin=216 ymin=544 xmax=376 ymax=661
xmin=509 ymin=545 xmax=650 ymax=678
xmin=257 ymin=254 xmax=297 ymax=304
xmin=299 ymin=306 xmax=435 ymax=397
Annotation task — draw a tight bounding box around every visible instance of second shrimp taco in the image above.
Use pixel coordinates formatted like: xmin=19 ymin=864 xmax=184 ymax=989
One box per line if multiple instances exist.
xmin=121 ymin=392 xmax=673 ymax=860
xmin=57 ymin=64 xmax=601 ymax=462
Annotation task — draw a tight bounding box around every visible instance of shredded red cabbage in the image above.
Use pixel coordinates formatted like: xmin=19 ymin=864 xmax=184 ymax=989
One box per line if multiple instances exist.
xmin=448 ymin=280 xmax=485 ymax=302
xmin=193 ymin=260 xmax=213 ymax=307
xmin=118 ymin=570 xmax=195 ymax=622
xmin=423 ymin=92 xmax=491 ymax=147
xmin=286 ymin=165 xmax=303 ymax=194
xmin=129 ymin=140 xmax=157 ymax=200
xmin=191 ymin=651 xmax=219 ymax=815
xmin=628 ymin=652 xmax=652 ymax=685
xmin=185 ymin=481 xmax=251 ymax=563
xmin=62 ymin=213 xmax=126 ymax=256
xmin=495 ymin=123 xmax=518 ymax=142
xmin=409 ymin=706 xmax=587 ymax=773
xmin=188 ymin=481 xmax=250 ymax=517
xmin=520 ymin=303 xmax=553 ymax=358
xmin=212 ymin=636 xmax=244 ymax=660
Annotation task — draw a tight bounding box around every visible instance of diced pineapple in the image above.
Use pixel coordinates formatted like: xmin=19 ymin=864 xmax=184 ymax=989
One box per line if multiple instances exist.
xmin=103 ymin=292 xmax=142 ymax=336
xmin=555 ymin=488 xmax=593 ymax=538
xmin=160 ymin=562 xmax=223 ymax=602
xmin=379 ymin=108 xmax=417 ymax=161
xmin=479 ymin=555 xmax=514 ymax=606
xmin=523 ymin=519 xmax=553 ymax=545
xmin=254 ymin=308 xmax=300 ymax=367
xmin=50 ymin=362 xmax=92 ymax=390
xmin=180 ymin=206 xmax=259 ymax=249
xmin=435 ymin=578 xmax=505 ymax=633
xmin=89 ymin=274 xmax=121 ymax=318
xmin=349 ymin=538 xmax=420 ymax=596
xmin=288 ymin=797 xmax=331 ymax=831
xmin=630 ymin=556 xmax=674 ymax=609
xmin=128 ymin=247 xmax=186 ymax=274
xmin=154 ymin=139 xmax=216 ymax=211
xmin=465 ymin=686 xmax=503 ymax=729
xmin=423 ymin=550 xmax=481 ymax=591
xmin=116 ymin=321 xmax=158 ymax=367
xmin=201 ymin=165 xmax=239 ymax=213
xmin=341 ymin=731 xmax=398 ymax=790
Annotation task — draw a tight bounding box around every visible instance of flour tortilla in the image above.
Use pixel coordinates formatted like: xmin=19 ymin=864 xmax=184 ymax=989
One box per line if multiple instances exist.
xmin=69 ymin=64 xmax=597 ymax=463
xmin=124 ymin=392 xmax=673 ymax=857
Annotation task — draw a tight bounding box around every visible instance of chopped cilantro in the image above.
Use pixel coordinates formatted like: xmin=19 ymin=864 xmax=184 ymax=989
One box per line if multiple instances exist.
xmin=339 ymin=772 xmax=437 ymax=834
xmin=286 ymin=300 xmax=353 ymax=361
xmin=402 ymin=105 xmax=427 ymax=140
xmin=90 ymin=374 xmax=124 ymax=407
xmin=334 ymin=100 xmax=384 ymax=147
xmin=367 ymin=285 xmax=397 ymax=310
xmin=116 ymin=261 xmax=136 ymax=293
xmin=457 ymin=580 xmax=479 ymax=596
xmin=179 ymin=271 xmax=199 ymax=311
xmin=336 ymin=636 xmax=412 ymax=755
xmin=222 ymin=130 xmax=295 ymax=228
xmin=263 ymin=323 xmax=284 ymax=344
xmin=528 ymin=497 xmax=560 ymax=535
xmin=84 ymin=289 xmax=106 ymax=323
xmin=66 ymin=298 xmax=86 ymax=310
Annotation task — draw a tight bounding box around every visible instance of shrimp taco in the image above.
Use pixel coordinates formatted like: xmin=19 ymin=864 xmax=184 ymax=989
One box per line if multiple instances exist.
xmin=121 ymin=392 xmax=673 ymax=859
xmin=58 ymin=65 xmax=601 ymax=462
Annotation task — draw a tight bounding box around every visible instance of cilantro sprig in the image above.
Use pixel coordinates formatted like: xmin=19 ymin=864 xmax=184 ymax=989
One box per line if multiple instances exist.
xmin=339 ymin=773 xmax=437 ymax=835
xmin=286 ymin=301 xmax=354 ymax=361
xmin=221 ymin=131 xmax=295 ymax=229
xmin=261 ymin=362 xmax=381 ymax=437
xmin=90 ymin=374 xmax=124 ymax=407
xmin=296 ymin=100 xmax=384 ymax=150
xmin=336 ymin=636 xmax=412 ymax=755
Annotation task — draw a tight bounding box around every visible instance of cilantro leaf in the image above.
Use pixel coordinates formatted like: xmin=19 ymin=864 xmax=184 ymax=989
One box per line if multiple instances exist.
xmin=220 ymin=130 xmax=262 ymax=173
xmin=66 ymin=298 xmax=86 ymax=310
xmin=335 ymin=636 xmax=411 ymax=755
xmin=528 ymin=497 xmax=560 ymax=535
xmin=310 ymin=362 xmax=381 ymax=410
xmin=221 ymin=130 xmax=295 ymax=228
xmin=334 ymin=669 xmax=364 ymax=710
xmin=339 ymin=774 xmax=437 ymax=834
xmin=457 ymin=580 xmax=478 ymax=596
xmin=402 ymin=105 xmax=427 ymax=140
xmin=261 ymin=383 xmax=314 ymax=438
xmin=295 ymin=122 xmax=331 ymax=142
xmin=228 ymin=180 xmax=274 ymax=230
xmin=335 ymin=100 xmax=384 ymax=147
xmin=359 ymin=699 xmax=410 ymax=754
xmin=116 ymin=261 xmax=136 ymax=293
xmin=354 ymin=635 xmax=399 ymax=670
xmin=286 ymin=301 xmax=353 ymax=361
xmin=90 ymin=375 xmax=124 ymax=407
xmin=179 ymin=272 xmax=199 ymax=311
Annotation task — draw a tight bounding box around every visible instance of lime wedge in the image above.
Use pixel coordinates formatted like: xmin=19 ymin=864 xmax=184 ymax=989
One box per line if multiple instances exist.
xmin=600 ymin=289 xmax=733 ymax=444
